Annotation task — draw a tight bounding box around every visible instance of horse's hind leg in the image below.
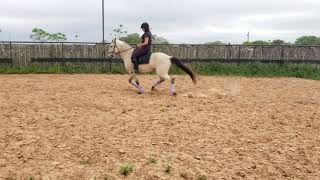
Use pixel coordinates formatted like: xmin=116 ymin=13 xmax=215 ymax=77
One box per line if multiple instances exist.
xmin=162 ymin=74 xmax=176 ymax=96
xmin=156 ymin=59 xmax=175 ymax=95
xmin=151 ymin=77 xmax=165 ymax=91
xmin=170 ymin=77 xmax=176 ymax=96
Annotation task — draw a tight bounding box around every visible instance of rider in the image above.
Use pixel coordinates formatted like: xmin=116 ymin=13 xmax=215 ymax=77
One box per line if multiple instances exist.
xmin=131 ymin=22 xmax=153 ymax=73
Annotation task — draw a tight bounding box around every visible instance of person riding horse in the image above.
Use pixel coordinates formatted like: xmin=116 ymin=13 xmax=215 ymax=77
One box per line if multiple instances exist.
xmin=107 ymin=22 xmax=196 ymax=96
xmin=131 ymin=22 xmax=153 ymax=73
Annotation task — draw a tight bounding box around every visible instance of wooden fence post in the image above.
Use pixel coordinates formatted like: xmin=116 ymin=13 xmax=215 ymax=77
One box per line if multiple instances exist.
xmin=237 ymin=45 xmax=241 ymax=65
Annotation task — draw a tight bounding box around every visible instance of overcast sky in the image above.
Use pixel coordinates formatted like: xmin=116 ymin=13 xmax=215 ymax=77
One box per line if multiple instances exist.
xmin=0 ymin=0 xmax=319 ymax=43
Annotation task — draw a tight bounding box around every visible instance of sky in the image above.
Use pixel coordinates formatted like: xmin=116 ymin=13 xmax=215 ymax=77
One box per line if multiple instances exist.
xmin=0 ymin=0 xmax=319 ymax=44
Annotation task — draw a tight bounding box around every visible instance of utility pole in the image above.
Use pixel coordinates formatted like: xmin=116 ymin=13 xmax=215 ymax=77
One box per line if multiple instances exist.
xmin=247 ymin=32 xmax=250 ymax=42
xmin=102 ymin=0 xmax=105 ymax=43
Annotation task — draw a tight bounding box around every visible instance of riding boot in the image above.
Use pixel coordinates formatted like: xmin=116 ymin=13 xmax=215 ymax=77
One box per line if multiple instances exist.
xmin=133 ymin=59 xmax=139 ymax=73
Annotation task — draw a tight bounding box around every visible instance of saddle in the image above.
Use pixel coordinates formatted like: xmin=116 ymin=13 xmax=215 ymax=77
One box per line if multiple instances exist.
xmin=134 ymin=51 xmax=152 ymax=65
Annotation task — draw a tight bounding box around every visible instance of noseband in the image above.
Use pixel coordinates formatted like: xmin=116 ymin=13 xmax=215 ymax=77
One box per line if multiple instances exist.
xmin=109 ymin=39 xmax=134 ymax=57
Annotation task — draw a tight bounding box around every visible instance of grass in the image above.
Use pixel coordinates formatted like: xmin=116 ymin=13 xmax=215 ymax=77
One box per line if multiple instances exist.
xmin=196 ymin=175 xmax=207 ymax=180
xmin=79 ymin=159 xmax=91 ymax=165
xmin=119 ymin=164 xmax=134 ymax=176
xmin=148 ymin=158 xmax=157 ymax=164
xmin=171 ymin=63 xmax=320 ymax=80
xmin=0 ymin=63 xmax=319 ymax=80
xmin=0 ymin=64 xmax=125 ymax=74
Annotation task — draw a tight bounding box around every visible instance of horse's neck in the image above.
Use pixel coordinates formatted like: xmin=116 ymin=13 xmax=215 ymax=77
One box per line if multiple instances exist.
xmin=117 ymin=41 xmax=133 ymax=64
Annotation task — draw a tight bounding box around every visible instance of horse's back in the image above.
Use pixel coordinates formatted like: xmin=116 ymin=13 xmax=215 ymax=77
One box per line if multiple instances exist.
xmin=150 ymin=52 xmax=171 ymax=62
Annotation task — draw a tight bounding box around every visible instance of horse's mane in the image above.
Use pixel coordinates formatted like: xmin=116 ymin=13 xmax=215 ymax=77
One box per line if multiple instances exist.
xmin=116 ymin=39 xmax=132 ymax=49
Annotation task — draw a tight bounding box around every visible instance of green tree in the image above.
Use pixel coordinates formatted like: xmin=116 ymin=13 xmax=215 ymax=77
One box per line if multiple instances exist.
xmin=271 ymin=39 xmax=291 ymax=45
xmin=111 ymin=24 xmax=170 ymax=44
xmin=243 ymin=40 xmax=270 ymax=45
xmin=295 ymin=36 xmax=320 ymax=45
xmin=30 ymin=28 xmax=67 ymax=42
xmin=271 ymin=39 xmax=285 ymax=45
xmin=153 ymin=35 xmax=169 ymax=44
xmin=119 ymin=33 xmax=170 ymax=44
xmin=110 ymin=24 xmax=128 ymax=39
xmin=30 ymin=28 xmax=49 ymax=42
xmin=204 ymin=41 xmax=225 ymax=45
xmin=48 ymin=32 xmax=67 ymax=42
xmin=119 ymin=33 xmax=140 ymax=44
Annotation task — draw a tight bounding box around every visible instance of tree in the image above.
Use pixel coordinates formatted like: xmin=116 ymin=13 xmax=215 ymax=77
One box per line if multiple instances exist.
xmin=48 ymin=32 xmax=67 ymax=42
xmin=111 ymin=24 xmax=170 ymax=44
xmin=204 ymin=41 xmax=225 ymax=45
xmin=119 ymin=33 xmax=170 ymax=44
xmin=271 ymin=39 xmax=285 ymax=45
xmin=270 ymin=39 xmax=292 ymax=45
xmin=295 ymin=36 xmax=320 ymax=45
xmin=120 ymin=33 xmax=140 ymax=44
xmin=243 ymin=40 xmax=270 ymax=45
xmin=30 ymin=28 xmax=67 ymax=42
xmin=153 ymin=35 xmax=169 ymax=44
xmin=110 ymin=24 xmax=128 ymax=39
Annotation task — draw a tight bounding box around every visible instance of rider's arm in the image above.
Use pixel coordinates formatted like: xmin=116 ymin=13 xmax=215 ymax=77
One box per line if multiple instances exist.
xmin=138 ymin=37 xmax=149 ymax=47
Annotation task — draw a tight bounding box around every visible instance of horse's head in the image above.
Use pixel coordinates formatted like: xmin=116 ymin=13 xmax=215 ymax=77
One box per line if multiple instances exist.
xmin=107 ymin=38 xmax=133 ymax=59
xmin=108 ymin=38 xmax=119 ymax=58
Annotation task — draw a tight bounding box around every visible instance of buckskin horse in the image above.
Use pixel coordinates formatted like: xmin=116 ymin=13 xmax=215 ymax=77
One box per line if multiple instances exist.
xmin=108 ymin=38 xmax=197 ymax=95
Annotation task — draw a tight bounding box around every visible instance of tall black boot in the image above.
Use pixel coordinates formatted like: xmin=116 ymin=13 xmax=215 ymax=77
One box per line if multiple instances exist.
xmin=133 ymin=59 xmax=139 ymax=73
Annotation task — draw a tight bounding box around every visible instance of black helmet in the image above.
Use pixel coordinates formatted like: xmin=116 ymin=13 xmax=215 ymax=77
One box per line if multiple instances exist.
xmin=141 ymin=22 xmax=149 ymax=30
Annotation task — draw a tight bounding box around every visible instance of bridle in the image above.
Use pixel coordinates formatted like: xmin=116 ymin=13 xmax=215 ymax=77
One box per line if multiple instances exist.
xmin=109 ymin=38 xmax=134 ymax=58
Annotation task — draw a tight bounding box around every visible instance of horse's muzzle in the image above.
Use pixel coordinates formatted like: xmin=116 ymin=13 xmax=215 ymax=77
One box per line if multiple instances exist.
xmin=108 ymin=54 xmax=115 ymax=58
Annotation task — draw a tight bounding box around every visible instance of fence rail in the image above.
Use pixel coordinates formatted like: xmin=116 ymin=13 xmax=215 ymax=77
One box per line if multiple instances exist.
xmin=1 ymin=41 xmax=320 ymax=67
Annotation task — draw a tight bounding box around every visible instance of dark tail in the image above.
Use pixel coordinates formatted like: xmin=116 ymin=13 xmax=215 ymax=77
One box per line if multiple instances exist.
xmin=171 ymin=57 xmax=197 ymax=85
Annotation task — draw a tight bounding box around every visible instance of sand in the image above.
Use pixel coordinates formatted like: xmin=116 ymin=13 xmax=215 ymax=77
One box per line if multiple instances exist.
xmin=0 ymin=74 xmax=319 ymax=179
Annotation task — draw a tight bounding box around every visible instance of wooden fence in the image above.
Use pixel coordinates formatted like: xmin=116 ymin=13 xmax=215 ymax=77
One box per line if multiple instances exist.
xmin=1 ymin=41 xmax=320 ymax=67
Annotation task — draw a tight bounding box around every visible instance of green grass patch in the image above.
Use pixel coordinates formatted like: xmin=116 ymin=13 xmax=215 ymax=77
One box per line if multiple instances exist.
xmin=148 ymin=158 xmax=157 ymax=164
xmin=196 ymin=175 xmax=207 ymax=180
xmin=119 ymin=164 xmax=134 ymax=176
xmin=1 ymin=63 xmax=319 ymax=80
xmin=170 ymin=63 xmax=320 ymax=80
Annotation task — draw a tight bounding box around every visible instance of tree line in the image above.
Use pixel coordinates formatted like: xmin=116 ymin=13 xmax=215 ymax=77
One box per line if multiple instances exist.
xmin=204 ymin=36 xmax=320 ymax=46
xmin=28 ymin=25 xmax=320 ymax=46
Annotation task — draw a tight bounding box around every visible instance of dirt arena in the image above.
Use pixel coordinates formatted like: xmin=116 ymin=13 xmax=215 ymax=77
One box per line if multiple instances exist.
xmin=0 ymin=74 xmax=319 ymax=180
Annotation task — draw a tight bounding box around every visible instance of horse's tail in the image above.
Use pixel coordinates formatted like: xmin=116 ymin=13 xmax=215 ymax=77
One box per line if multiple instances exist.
xmin=170 ymin=57 xmax=197 ymax=85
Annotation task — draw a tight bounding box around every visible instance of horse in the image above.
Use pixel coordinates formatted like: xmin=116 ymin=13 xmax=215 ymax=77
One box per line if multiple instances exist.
xmin=108 ymin=38 xmax=197 ymax=96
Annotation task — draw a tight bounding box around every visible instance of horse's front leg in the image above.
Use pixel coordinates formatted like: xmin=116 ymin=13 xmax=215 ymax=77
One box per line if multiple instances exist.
xmin=129 ymin=74 xmax=144 ymax=94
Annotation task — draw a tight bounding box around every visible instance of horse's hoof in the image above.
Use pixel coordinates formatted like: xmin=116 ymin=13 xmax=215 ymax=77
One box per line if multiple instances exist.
xmin=151 ymin=87 xmax=155 ymax=91
xmin=138 ymin=91 xmax=143 ymax=94
xmin=170 ymin=92 xmax=177 ymax=96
